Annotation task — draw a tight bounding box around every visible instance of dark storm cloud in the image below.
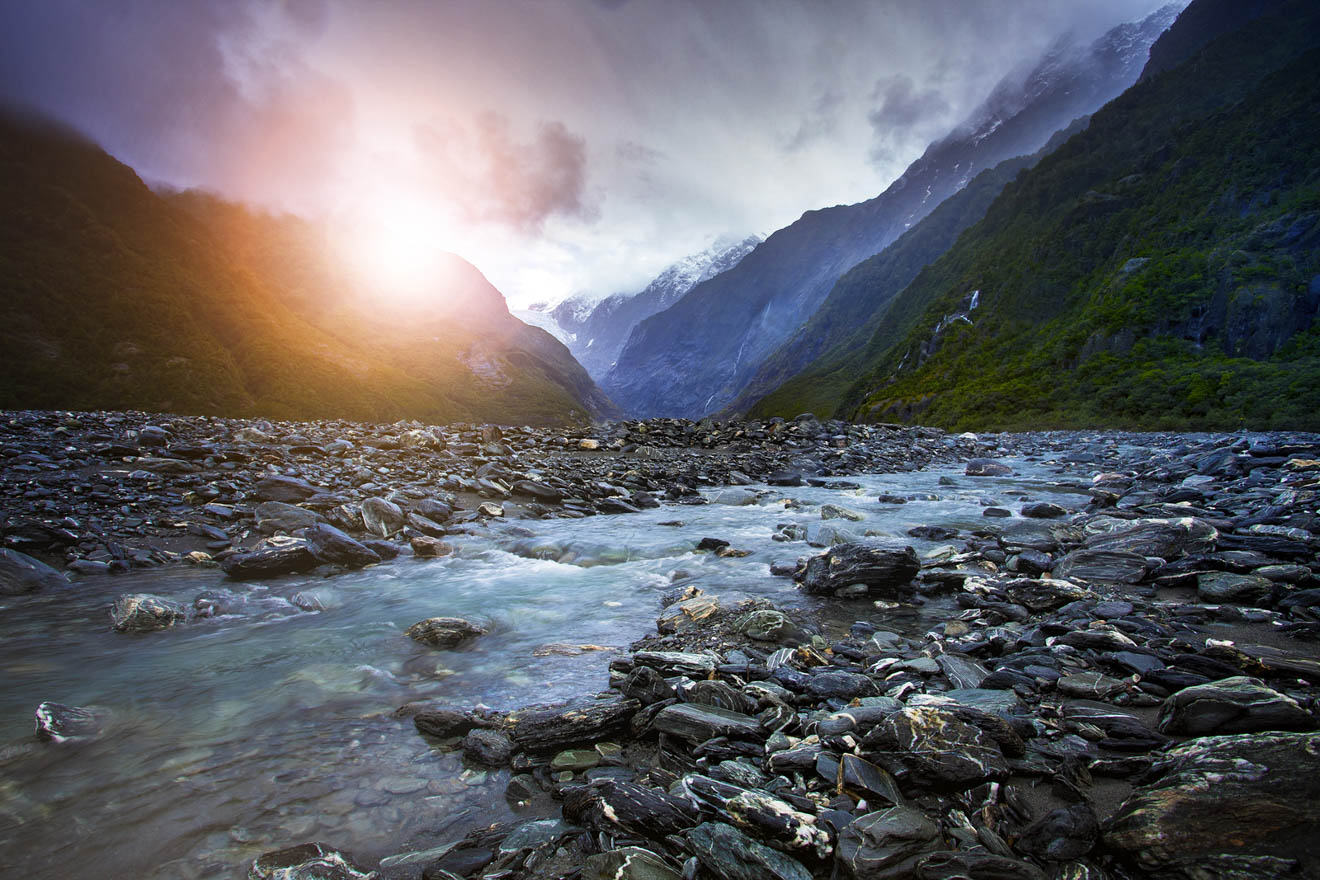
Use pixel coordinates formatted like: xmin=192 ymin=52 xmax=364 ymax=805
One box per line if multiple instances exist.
xmin=867 ymin=74 xmax=952 ymax=165
xmin=0 ymin=0 xmax=1179 ymax=302
xmin=414 ymin=114 xmax=595 ymax=232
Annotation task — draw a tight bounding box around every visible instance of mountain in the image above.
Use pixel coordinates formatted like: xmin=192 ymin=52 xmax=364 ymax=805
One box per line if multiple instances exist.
xmin=0 ymin=113 xmax=616 ymax=425
xmin=727 ymin=118 xmax=1088 ymax=419
xmin=757 ymin=0 xmax=1320 ymax=430
xmin=600 ymin=3 xmax=1186 ymax=419
xmin=517 ymin=235 xmax=760 ymax=381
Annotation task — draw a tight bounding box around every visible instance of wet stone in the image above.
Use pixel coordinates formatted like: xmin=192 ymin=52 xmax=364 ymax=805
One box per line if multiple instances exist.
xmin=1197 ymin=571 xmax=1274 ymax=605
xmin=1157 ymin=676 xmax=1317 ymax=736
xmin=862 ymin=706 xmax=1008 ymax=788
xmin=249 ymin=842 xmax=377 ymax=880
xmin=0 ymin=548 xmax=71 ymax=594
xmin=110 ymin=593 xmax=185 ymax=633
xmin=304 ymin=523 xmax=380 ymax=568
xmin=1105 ymin=731 xmax=1320 ymax=873
xmin=966 ymin=458 xmax=1013 ymax=476
xmin=34 ymin=702 xmax=103 ymax=742
xmin=798 ymin=541 xmax=920 ymax=598
xmin=221 ymin=539 xmax=320 ymax=580
xmin=405 ymin=617 xmax=488 ymax=650
xmin=463 ymin=728 xmax=515 ymax=765
xmin=582 ymin=847 xmax=680 ymax=880
xmin=685 ymin=821 xmax=813 ymax=880
xmin=653 ymin=703 xmax=762 ymax=744
xmin=837 ymin=806 xmax=941 ymax=878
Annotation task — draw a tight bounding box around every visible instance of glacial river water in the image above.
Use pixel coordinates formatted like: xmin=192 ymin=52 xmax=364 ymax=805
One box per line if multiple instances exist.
xmin=0 ymin=461 xmax=1089 ymax=879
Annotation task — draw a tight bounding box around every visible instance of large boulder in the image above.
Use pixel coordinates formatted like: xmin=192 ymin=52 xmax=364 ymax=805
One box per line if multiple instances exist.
xmin=253 ymin=476 xmax=320 ymax=503
xmin=685 ymin=822 xmax=812 ymax=880
xmin=35 ymin=702 xmax=104 ymax=742
xmin=1157 ymin=676 xmax=1316 ymax=736
xmin=797 ymin=542 xmax=919 ymax=598
xmin=965 ymin=458 xmax=1013 ymax=476
xmin=221 ymin=539 xmax=320 ymax=580
xmin=360 ymin=497 xmax=405 ymax=537
xmin=0 ymin=548 xmax=71 ymax=594
xmin=303 ymin=524 xmax=381 ymax=569
xmin=111 ymin=593 xmax=185 ymax=632
xmin=506 ymin=697 xmax=640 ymax=753
xmin=405 ymin=617 xmax=488 ymax=649
xmin=249 ymin=842 xmax=377 ymax=879
xmin=1105 ymin=731 xmax=1320 ymax=874
xmin=255 ymin=501 xmax=324 ymax=535
xmin=862 ymin=706 xmax=1008 ymax=787
xmin=837 ymin=807 xmax=942 ymax=878
xmin=1053 ymin=549 xmax=1148 ymax=584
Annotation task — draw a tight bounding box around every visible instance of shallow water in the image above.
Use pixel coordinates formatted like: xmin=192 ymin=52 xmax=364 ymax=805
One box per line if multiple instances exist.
xmin=0 ymin=460 xmax=1088 ymax=879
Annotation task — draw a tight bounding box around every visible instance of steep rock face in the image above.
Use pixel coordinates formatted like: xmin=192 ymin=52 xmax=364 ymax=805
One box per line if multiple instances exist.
xmin=733 ymin=126 xmax=1076 ymax=420
xmin=1141 ymin=0 xmax=1287 ymax=79
xmin=601 ymin=4 xmax=1184 ymax=419
xmin=815 ymin=0 xmax=1320 ymax=430
xmin=0 ymin=131 xmax=615 ymax=427
xmin=520 ymin=236 xmax=759 ymax=382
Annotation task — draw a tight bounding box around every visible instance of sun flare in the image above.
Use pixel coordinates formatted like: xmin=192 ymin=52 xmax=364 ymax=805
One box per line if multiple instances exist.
xmin=348 ymin=194 xmax=454 ymax=301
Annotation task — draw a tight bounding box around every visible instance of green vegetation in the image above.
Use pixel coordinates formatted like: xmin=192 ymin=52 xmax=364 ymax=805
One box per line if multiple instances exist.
xmin=0 ymin=116 xmax=607 ymax=425
xmin=755 ymin=0 xmax=1320 ymax=430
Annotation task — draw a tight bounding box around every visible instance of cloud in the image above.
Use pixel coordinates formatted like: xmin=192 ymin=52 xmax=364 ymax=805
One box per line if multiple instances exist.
xmin=414 ymin=114 xmax=594 ymax=233
xmin=782 ymin=88 xmax=846 ymax=152
xmin=867 ymin=74 xmax=952 ymax=165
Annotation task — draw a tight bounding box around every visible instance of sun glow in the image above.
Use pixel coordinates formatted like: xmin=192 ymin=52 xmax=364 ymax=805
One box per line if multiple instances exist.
xmin=346 ymin=193 xmax=456 ymax=301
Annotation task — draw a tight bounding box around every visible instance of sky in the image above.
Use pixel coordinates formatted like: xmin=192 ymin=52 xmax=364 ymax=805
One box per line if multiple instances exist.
xmin=0 ymin=0 xmax=1170 ymax=308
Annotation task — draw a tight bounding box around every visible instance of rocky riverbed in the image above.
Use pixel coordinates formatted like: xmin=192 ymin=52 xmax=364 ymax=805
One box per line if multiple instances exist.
xmin=3 ymin=412 xmax=1320 ymax=880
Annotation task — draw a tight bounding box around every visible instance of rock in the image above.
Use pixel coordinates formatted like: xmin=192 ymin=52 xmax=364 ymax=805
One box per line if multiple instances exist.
xmin=1020 ymin=502 xmax=1067 ymax=518
xmin=255 ymin=501 xmax=324 ymax=534
xmin=682 ymin=774 xmax=831 ymax=856
xmin=966 ymin=458 xmax=1013 ymax=476
xmin=1105 ymin=731 xmax=1320 ymax=872
xmin=1157 ymin=676 xmax=1316 ymax=736
xmin=798 ymin=542 xmax=920 ymax=598
xmin=685 ymin=822 xmax=812 ymax=880
xmin=910 ymin=852 xmax=1045 ymax=880
xmin=862 ymin=706 xmax=1008 ymax=787
xmin=405 ymin=617 xmax=488 ymax=649
xmin=34 ymin=702 xmax=103 ymax=742
xmin=506 ymin=698 xmax=640 ymax=753
xmin=253 ymin=476 xmax=320 ymax=503
xmin=410 ymin=536 xmax=453 ymax=558
xmin=477 ymin=502 xmax=505 ymax=517
xmin=936 ymin=654 xmax=989 ymax=690
xmin=582 ymin=848 xmax=680 ymax=880
xmin=620 ymin=666 xmax=677 ymax=704
xmin=735 ymin=609 xmax=801 ymax=643
xmin=550 ymin=748 xmax=602 ymax=772
xmin=0 ymin=548 xmax=72 ymax=594
xmin=684 ymin=680 xmax=760 ymax=716
xmin=1084 ymin=519 xmax=1214 ymax=559
xmin=578 ymin=438 xmax=601 ymax=450
xmin=652 ymin=703 xmax=763 ymax=744
xmin=821 ymin=503 xmax=866 ymax=522
xmin=304 ymin=524 xmax=380 ymax=568
xmin=806 ymin=671 xmax=881 ymax=700
xmin=463 ymin=728 xmax=515 ymax=765
xmin=657 ymin=595 xmax=721 ymax=635
xmin=1015 ymin=803 xmax=1099 ymax=861
xmin=512 ymin=480 xmax=563 ymax=503
xmin=564 ymin=780 xmax=700 ymax=839
xmin=1197 ymin=572 xmax=1274 ymax=605
xmin=249 ymin=842 xmax=377 ymax=879
xmin=836 ymin=754 xmax=904 ymax=806
xmin=713 ymin=488 xmax=760 ymax=506
xmin=837 ymin=806 xmax=941 ymax=878
xmin=360 ymin=497 xmax=405 ymax=537
xmin=1057 ymin=671 xmax=1130 ymax=700
xmin=222 ymin=539 xmax=320 ymax=580
xmin=632 ymin=651 xmax=719 ymax=677
xmin=1002 ymin=578 xmax=1092 ymax=612
xmin=111 ymin=593 xmax=185 ymax=632
xmin=1053 ymin=549 xmax=1148 ymax=584
xmin=413 ymin=705 xmax=483 ymax=739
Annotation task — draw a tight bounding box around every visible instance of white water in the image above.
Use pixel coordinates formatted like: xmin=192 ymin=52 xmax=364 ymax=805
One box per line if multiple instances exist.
xmin=0 ymin=461 xmax=1087 ymax=879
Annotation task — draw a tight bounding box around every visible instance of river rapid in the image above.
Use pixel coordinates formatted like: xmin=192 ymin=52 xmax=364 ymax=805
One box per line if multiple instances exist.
xmin=0 ymin=460 xmax=1089 ymax=879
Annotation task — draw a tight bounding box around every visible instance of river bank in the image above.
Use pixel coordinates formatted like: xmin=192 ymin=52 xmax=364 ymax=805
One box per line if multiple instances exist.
xmin=2 ymin=413 xmax=1319 ymax=879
